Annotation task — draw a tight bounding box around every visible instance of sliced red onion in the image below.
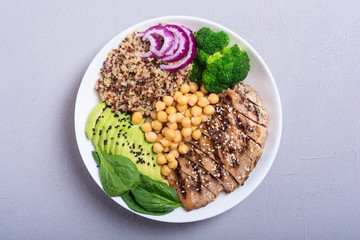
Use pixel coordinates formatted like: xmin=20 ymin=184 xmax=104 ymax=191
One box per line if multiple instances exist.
xmin=142 ymin=26 xmax=174 ymax=57
xmin=162 ymin=25 xmax=190 ymax=63
xmin=160 ymin=26 xmax=196 ymax=72
xmin=140 ymin=34 xmax=161 ymax=58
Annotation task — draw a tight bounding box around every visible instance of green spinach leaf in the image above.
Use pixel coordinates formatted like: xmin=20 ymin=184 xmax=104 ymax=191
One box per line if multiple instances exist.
xmin=96 ymin=147 xmax=140 ymax=197
xmin=92 ymin=151 xmax=101 ymax=167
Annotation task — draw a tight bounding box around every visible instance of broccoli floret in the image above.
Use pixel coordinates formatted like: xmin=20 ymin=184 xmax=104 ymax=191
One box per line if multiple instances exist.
xmin=195 ymin=27 xmax=230 ymax=55
xmin=202 ymin=44 xmax=250 ymax=93
xmin=197 ymin=49 xmax=211 ymax=66
xmin=189 ymin=59 xmax=204 ymax=84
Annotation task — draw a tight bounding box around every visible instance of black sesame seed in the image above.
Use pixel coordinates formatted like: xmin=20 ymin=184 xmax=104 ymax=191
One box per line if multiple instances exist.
xmin=122 ymin=143 xmax=125 ymax=147
xmin=115 ymin=125 xmax=120 ymax=128
xmin=153 ymin=164 xmax=156 ymax=167
xmin=104 ymin=140 xmax=108 ymax=145
xmin=114 ymin=113 xmax=119 ymax=117
xmin=99 ymin=130 xmax=102 ymax=136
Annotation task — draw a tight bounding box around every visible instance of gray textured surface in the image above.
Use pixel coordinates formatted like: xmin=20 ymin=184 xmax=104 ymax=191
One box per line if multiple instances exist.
xmin=1 ymin=0 xmax=360 ymax=239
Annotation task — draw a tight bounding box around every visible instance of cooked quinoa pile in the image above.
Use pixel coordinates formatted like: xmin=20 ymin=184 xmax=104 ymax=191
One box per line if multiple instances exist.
xmin=95 ymin=30 xmax=192 ymax=116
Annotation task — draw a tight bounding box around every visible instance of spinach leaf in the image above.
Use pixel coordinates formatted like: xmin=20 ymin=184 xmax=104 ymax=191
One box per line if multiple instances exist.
xmin=96 ymin=147 xmax=140 ymax=197
xmin=121 ymin=192 xmax=173 ymax=216
xmin=130 ymin=174 xmax=181 ymax=212
xmin=92 ymin=151 xmax=101 ymax=167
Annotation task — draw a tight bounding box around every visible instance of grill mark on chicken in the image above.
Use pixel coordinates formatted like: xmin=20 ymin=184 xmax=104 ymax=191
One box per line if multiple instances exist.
xmin=232 ymin=82 xmax=263 ymax=107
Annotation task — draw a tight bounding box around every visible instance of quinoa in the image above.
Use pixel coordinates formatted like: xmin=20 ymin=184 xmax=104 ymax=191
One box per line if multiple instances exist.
xmin=95 ymin=30 xmax=192 ymax=116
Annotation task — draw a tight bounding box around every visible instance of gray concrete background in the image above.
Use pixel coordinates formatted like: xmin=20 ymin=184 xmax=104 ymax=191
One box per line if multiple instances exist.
xmin=1 ymin=0 xmax=360 ymax=239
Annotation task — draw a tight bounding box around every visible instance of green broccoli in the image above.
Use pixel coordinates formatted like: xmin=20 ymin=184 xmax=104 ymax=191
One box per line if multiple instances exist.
xmin=202 ymin=44 xmax=250 ymax=93
xmin=196 ymin=49 xmax=211 ymax=66
xmin=189 ymin=59 xmax=204 ymax=84
xmin=195 ymin=27 xmax=230 ymax=55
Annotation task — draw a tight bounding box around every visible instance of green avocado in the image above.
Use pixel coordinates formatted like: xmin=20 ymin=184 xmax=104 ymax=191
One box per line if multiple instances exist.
xmin=86 ymin=102 xmax=162 ymax=182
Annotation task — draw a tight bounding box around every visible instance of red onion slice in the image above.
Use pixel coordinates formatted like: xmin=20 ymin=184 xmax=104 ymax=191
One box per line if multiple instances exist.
xmin=162 ymin=25 xmax=190 ymax=63
xmin=142 ymin=26 xmax=174 ymax=57
xmin=160 ymin=26 xmax=196 ymax=72
xmin=140 ymin=34 xmax=161 ymax=58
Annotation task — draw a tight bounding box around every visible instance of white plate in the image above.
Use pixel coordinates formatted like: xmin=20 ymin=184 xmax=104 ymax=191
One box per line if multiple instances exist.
xmin=74 ymin=16 xmax=282 ymax=223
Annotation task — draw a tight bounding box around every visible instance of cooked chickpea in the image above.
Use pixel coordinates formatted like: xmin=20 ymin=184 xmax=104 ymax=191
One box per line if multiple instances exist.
xmin=157 ymin=133 xmax=164 ymax=141
xmin=177 ymin=95 xmax=188 ymax=105
xmin=145 ymin=132 xmax=157 ymax=142
xmin=161 ymin=165 xmax=171 ymax=176
xmin=178 ymin=144 xmax=189 ymax=154
xmin=191 ymin=117 xmax=202 ymax=126
xmin=208 ymin=93 xmax=219 ymax=104
xmin=151 ymin=120 xmax=162 ymax=131
xmin=195 ymin=91 xmax=204 ymax=98
xmin=160 ymin=137 xmax=171 ymax=147
xmin=163 ymin=147 xmax=170 ymax=153
xmin=170 ymin=149 xmax=179 ymax=158
xmin=167 ymin=122 xmax=177 ymax=130
xmin=161 ymin=127 xmax=169 ymax=136
xmin=191 ymin=106 xmax=202 ymax=117
xmin=141 ymin=122 xmax=152 ymax=132
xmin=153 ymin=142 xmax=164 ymax=153
xmin=197 ymin=96 xmax=210 ymax=107
xmin=173 ymin=130 xmax=182 ymax=143
xmin=189 ymin=82 xmax=199 ymax=93
xmin=170 ymin=142 xmax=179 ymax=150
xmin=175 ymin=112 xmax=184 ymax=123
xmin=183 ymin=135 xmax=192 ymax=142
xmin=132 ymin=112 xmax=143 ymax=124
xmin=167 ymin=113 xmax=176 ymax=123
xmin=188 ymin=94 xmax=198 ymax=106
xmin=173 ymin=91 xmax=183 ymax=101
xmin=203 ymin=105 xmax=215 ymax=115
xmin=150 ymin=110 xmax=157 ymax=120
xmin=165 ymin=128 xmax=176 ymax=140
xmin=166 ymin=106 xmax=176 ymax=115
xmin=155 ymin=101 xmax=166 ymax=111
xmin=162 ymin=179 xmax=169 ymax=186
xmin=181 ymin=117 xmax=191 ymax=127
xmin=163 ymin=96 xmax=174 ymax=106
xmin=184 ymin=109 xmax=191 ymax=118
xmin=157 ymin=154 xmax=167 ymax=165
xmin=157 ymin=111 xmax=168 ymax=122
xmin=176 ymin=104 xmax=188 ymax=112
xmin=165 ymin=153 xmax=176 ymax=162
xmin=168 ymin=160 xmax=178 ymax=169
xmin=200 ymin=84 xmax=209 ymax=94
xmin=181 ymin=127 xmax=192 ymax=137
xmin=192 ymin=129 xmax=202 ymax=140
xmin=191 ymin=126 xmax=197 ymax=131
xmin=180 ymin=83 xmax=190 ymax=94
xmin=200 ymin=114 xmax=209 ymax=122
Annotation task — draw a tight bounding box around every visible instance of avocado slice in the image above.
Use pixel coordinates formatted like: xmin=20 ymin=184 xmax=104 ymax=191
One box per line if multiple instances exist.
xmin=91 ymin=107 xmax=112 ymax=147
xmin=85 ymin=101 xmax=107 ymax=139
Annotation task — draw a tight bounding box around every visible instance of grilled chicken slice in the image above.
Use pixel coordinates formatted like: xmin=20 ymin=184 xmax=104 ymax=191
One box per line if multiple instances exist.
xmin=232 ymin=82 xmax=263 ymax=106
xmin=167 ymin=170 xmax=216 ymax=211
xmin=177 ymin=156 xmax=224 ymax=196
xmin=221 ymin=89 xmax=268 ymax=126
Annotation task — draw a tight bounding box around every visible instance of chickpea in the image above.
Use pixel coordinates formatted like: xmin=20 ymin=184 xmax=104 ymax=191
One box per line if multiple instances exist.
xmin=141 ymin=122 xmax=152 ymax=132
xmin=166 ymin=106 xmax=177 ymax=115
xmin=157 ymin=133 xmax=164 ymax=141
xmin=166 ymin=153 xmax=176 ymax=162
xmin=189 ymin=82 xmax=199 ymax=93
xmin=157 ymin=111 xmax=168 ymax=122
xmin=167 ymin=122 xmax=178 ymax=130
xmin=191 ymin=126 xmax=197 ymax=131
xmin=195 ymin=91 xmax=204 ymax=98
xmin=162 ymin=179 xmax=169 ymax=186
xmin=161 ymin=165 xmax=171 ymax=176
xmin=163 ymin=96 xmax=174 ymax=106
xmin=153 ymin=142 xmax=164 ymax=153
xmin=191 ymin=106 xmax=202 ymax=117
xmin=173 ymin=91 xmax=183 ymax=101
xmin=150 ymin=110 xmax=157 ymax=120
xmin=197 ymin=96 xmax=210 ymax=108
xmin=165 ymin=128 xmax=176 ymax=140
xmin=168 ymin=160 xmax=178 ymax=169
xmin=175 ymin=112 xmax=184 ymax=123
xmin=145 ymin=131 xmax=157 ymax=142
xmin=191 ymin=117 xmax=202 ymax=126
xmin=188 ymin=94 xmax=198 ymax=106
xmin=208 ymin=93 xmax=219 ymax=104
xmin=155 ymin=101 xmax=166 ymax=111
xmin=200 ymin=114 xmax=209 ymax=122
xmin=170 ymin=149 xmax=179 ymax=158
xmin=203 ymin=105 xmax=215 ymax=115
xmin=177 ymin=95 xmax=188 ymax=105
xmin=151 ymin=120 xmax=162 ymax=131
xmin=200 ymin=84 xmax=209 ymax=94
xmin=157 ymin=154 xmax=167 ymax=165
xmin=183 ymin=135 xmax=192 ymax=142
xmin=181 ymin=127 xmax=192 ymax=137
xmin=178 ymin=144 xmax=189 ymax=154
xmin=173 ymin=130 xmax=182 ymax=143
xmin=161 ymin=127 xmax=169 ymax=136
xmin=132 ymin=112 xmax=143 ymax=124
xmin=170 ymin=142 xmax=179 ymax=150
xmin=192 ymin=129 xmax=202 ymax=140
xmin=180 ymin=83 xmax=190 ymax=94
xmin=184 ymin=109 xmax=191 ymax=118
xmin=163 ymin=147 xmax=170 ymax=153
xmin=160 ymin=137 xmax=171 ymax=147
xmin=176 ymin=103 xmax=188 ymax=112
xmin=181 ymin=117 xmax=191 ymax=127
